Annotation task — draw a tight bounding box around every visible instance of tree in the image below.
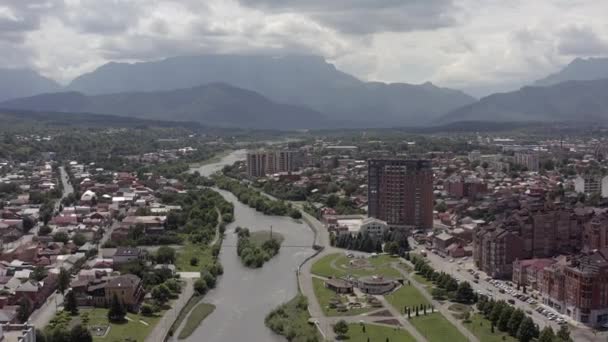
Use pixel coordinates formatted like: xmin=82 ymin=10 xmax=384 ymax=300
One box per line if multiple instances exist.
xmin=17 ymin=298 xmax=31 ymax=323
xmin=69 ymin=324 xmax=92 ymax=342
xmin=516 ymin=317 xmax=536 ymax=342
xmin=64 ymin=290 xmax=79 ymax=315
xmin=39 ymin=225 xmax=52 ymax=236
xmin=435 ymin=201 xmax=448 ymax=213
xmin=201 ymin=270 xmax=216 ymax=288
xmin=165 ymin=278 xmax=181 ymax=294
xmin=194 ymin=279 xmax=208 ymax=295
xmin=556 ymin=324 xmax=572 ymax=342
xmin=36 ymin=329 xmax=47 ymax=342
xmin=455 ymin=281 xmax=475 ymax=303
xmin=498 ymin=306 xmax=513 ymax=332
xmin=507 ymin=309 xmax=525 ymax=336
xmin=108 ymin=294 xmax=126 ymax=322
xmin=30 ymin=265 xmax=47 ymax=281
xmin=333 ymin=320 xmax=349 ymax=338
xmin=140 ymin=304 xmax=154 ymax=316
xmin=490 ymin=301 xmax=505 ymax=325
xmin=190 ymin=257 xmax=199 ymax=266
xmin=22 ymin=216 xmax=36 ymax=233
xmin=152 ymin=284 xmax=171 ymax=305
xmin=53 ymin=231 xmax=69 ymax=243
xmin=57 ymin=267 xmax=70 ymax=295
xmin=384 ymin=241 xmax=400 ymax=255
xmin=72 ymin=233 xmax=87 ymax=246
xmin=156 ymin=246 xmax=176 ymax=264
xmin=538 ymin=326 xmax=555 ymax=342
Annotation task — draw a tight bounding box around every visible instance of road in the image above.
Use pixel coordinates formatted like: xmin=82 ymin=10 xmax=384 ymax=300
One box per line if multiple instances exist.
xmin=410 ymin=238 xmax=603 ymax=342
xmin=55 ymin=166 xmax=74 ymax=212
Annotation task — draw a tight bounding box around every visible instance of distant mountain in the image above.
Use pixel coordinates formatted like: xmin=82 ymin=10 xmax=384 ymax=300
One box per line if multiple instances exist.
xmin=439 ymin=79 xmax=608 ymax=124
xmin=535 ymin=57 xmax=608 ymax=86
xmin=0 ymin=69 xmax=61 ymax=102
xmin=68 ymin=54 xmax=475 ymax=126
xmin=0 ymin=83 xmax=325 ymax=130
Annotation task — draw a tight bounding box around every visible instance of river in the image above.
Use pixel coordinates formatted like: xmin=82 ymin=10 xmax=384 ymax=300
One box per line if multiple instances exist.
xmin=186 ymin=150 xmax=316 ymax=342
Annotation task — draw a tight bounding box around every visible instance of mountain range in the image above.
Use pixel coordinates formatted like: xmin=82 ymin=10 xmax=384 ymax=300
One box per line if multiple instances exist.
xmin=2 ymin=55 xmax=608 ymax=128
xmin=0 ymin=83 xmax=325 ymax=130
xmin=0 ymin=69 xmax=60 ymax=102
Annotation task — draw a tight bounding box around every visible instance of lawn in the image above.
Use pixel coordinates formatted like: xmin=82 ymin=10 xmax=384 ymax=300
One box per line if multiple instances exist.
xmin=344 ymin=323 xmax=416 ymax=342
xmin=81 ymin=308 xmax=164 ymax=341
xmin=249 ymin=231 xmax=285 ymax=245
xmin=409 ymin=312 xmax=467 ymax=342
xmin=178 ymin=303 xmax=215 ymax=339
xmin=385 ymin=284 xmax=430 ymax=313
xmin=265 ymin=294 xmax=322 ymax=342
xmin=412 ymin=273 xmax=434 ymax=288
xmin=464 ymin=313 xmax=518 ymax=342
xmin=312 ymin=277 xmax=375 ymax=316
xmin=175 ymin=236 xmax=215 ymax=272
xmin=311 ymin=253 xmax=402 ymax=279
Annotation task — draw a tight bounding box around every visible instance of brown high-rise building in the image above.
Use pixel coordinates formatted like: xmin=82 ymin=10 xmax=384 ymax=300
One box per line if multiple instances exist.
xmin=368 ymin=159 xmax=433 ymax=229
xmin=247 ymin=150 xmax=299 ymax=178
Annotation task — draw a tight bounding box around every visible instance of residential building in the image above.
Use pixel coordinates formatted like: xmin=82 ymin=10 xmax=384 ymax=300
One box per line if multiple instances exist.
xmin=574 ymin=174 xmax=608 ymax=198
xmin=514 ymin=152 xmax=540 ymax=171
xmin=112 ymin=247 xmax=141 ymax=266
xmin=368 ymin=159 xmax=433 ymax=229
xmin=105 ymin=274 xmax=144 ymax=310
xmin=246 ymin=150 xmax=300 ymax=178
xmin=512 ymin=258 xmax=556 ymax=290
xmin=445 ymin=176 xmax=488 ymax=199
xmin=359 ymin=217 xmax=388 ymax=237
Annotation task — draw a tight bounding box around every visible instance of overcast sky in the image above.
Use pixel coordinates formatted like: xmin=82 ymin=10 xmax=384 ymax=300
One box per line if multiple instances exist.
xmin=2 ymin=0 xmax=608 ymax=96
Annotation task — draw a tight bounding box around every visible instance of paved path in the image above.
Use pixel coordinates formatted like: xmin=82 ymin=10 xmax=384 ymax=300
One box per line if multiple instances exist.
xmin=146 ymin=279 xmax=194 ymax=342
xmin=376 ymin=296 xmax=427 ymax=342
xmin=391 ymin=262 xmax=479 ymax=342
xmin=29 ymin=292 xmax=63 ymax=327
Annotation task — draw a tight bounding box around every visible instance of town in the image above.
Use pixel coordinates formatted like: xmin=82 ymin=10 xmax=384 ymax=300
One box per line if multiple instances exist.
xmin=1 ymin=125 xmax=608 ymax=342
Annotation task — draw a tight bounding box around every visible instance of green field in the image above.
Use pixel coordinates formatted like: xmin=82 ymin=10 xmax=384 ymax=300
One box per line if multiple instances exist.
xmin=178 ymin=303 xmax=216 ymax=339
xmin=311 ymin=277 xmax=375 ymax=316
xmin=344 ymin=323 xmax=417 ymax=342
xmin=311 ymin=253 xmax=402 ymax=279
xmin=385 ymin=284 xmax=431 ymax=313
xmin=175 ymin=236 xmax=215 ymax=272
xmin=409 ymin=312 xmax=467 ymax=342
xmin=464 ymin=313 xmax=518 ymax=342
xmin=81 ymin=308 xmax=163 ymax=341
xmin=265 ymin=294 xmax=322 ymax=342
xmin=412 ymin=273 xmax=435 ymax=287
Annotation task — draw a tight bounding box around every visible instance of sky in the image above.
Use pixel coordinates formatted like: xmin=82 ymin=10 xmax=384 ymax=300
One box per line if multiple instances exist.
xmin=1 ymin=0 xmax=608 ymax=97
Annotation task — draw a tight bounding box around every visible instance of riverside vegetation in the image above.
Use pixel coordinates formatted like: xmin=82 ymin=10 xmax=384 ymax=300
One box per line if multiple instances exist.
xmin=235 ymin=227 xmax=282 ymax=268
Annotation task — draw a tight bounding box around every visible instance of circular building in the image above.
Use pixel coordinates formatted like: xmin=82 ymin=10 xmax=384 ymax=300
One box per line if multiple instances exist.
xmin=357 ymin=275 xmax=396 ymax=295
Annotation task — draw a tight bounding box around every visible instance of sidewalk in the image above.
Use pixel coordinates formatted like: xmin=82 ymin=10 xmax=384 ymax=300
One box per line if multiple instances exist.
xmin=146 ymin=279 xmax=194 ymax=342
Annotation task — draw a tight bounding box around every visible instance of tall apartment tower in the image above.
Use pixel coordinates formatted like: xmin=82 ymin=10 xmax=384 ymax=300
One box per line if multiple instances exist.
xmin=247 ymin=150 xmax=298 ymax=178
xmin=368 ymin=159 xmax=434 ymax=229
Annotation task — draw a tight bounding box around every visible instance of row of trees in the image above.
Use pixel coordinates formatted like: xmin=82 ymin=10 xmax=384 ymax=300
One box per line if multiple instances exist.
xmin=331 ymin=228 xmax=411 ymax=255
xmin=477 ymin=296 xmax=571 ymax=342
xmin=214 ymin=176 xmax=301 ymax=219
xmin=235 ymin=227 xmax=282 ymax=268
xmin=409 ymin=254 xmax=476 ymax=304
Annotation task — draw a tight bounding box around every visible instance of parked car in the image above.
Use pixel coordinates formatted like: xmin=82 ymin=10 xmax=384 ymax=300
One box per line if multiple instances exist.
xmin=508 ymin=299 xmax=515 ymax=304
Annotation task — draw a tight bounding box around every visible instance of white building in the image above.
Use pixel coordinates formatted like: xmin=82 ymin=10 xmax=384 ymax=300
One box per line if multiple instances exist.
xmin=574 ymin=174 xmax=608 ymax=198
xmin=360 ymin=218 xmax=388 ymax=237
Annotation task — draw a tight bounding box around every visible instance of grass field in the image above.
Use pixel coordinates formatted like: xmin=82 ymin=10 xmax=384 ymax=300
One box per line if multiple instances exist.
xmin=385 ymin=284 xmax=431 ymax=313
xmin=175 ymin=236 xmax=215 ymax=272
xmin=249 ymin=231 xmax=285 ymax=245
xmin=412 ymin=273 xmax=435 ymax=287
xmin=169 ymin=295 xmax=203 ymax=337
xmin=311 ymin=253 xmax=402 ymax=279
xmin=265 ymin=295 xmax=322 ymax=342
xmin=344 ymin=323 xmax=417 ymax=342
xmin=409 ymin=312 xmax=467 ymax=342
xmin=464 ymin=313 xmax=518 ymax=342
xmin=178 ymin=303 xmax=216 ymax=339
xmin=80 ymin=308 xmax=163 ymax=341
xmin=312 ymin=277 xmax=374 ymax=316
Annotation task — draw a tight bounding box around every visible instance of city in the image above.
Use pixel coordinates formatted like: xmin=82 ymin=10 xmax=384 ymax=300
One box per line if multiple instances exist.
xmin=3 ymin=1 xmax=608 ymax=342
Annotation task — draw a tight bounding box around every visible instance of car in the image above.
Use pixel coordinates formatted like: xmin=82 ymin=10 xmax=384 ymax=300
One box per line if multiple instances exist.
xmin=508 ymin=299 xmax=515 ymax=304
xmin=499 ymin=289 xmax=505 ymax=294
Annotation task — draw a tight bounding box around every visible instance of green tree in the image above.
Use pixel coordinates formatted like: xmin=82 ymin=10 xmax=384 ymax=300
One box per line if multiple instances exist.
xmin=39 ymin=225 xmax=52 ymax=236
xmin=69 ymin=324 xmax=92 ymax=342
xmin=17 ymin=298 xmax=31 ymax=323
xmin=538 ymin=326 xmax=555 ymax=342
xmin=384 ymin=241 xmax=400 ymax=255
xmin=64 ymin=290 xmax=79 ymax=315
xmin=556 ymin=324 xmax=572 ymax=342
xmin=152 ymin=284 xmax=171 ymax=305
xmin=22 ymin=216 xmax=36 ymax=233
xmin=30 ymin=265 xmax=47 ymax=281
xmin=507 ymin=309 xmax=525 ymax=336
xmin=490 ymin=301 xmax=504 ymax=325
xmin=58 ymin=267 xmax=70 ymax=295
xmin=455 ymin=281 xmax=475 ymax=303
xmin=194 ymin=279 xmax=208 ymax=295
xmin=107 ymin=294 xmax=126 ymax=322
xmin=498 ymin=306 xmax=513 ymax=332
xmin=72 ymin=233 xmax=87 ymax=246
xmin=156 ymin=246 xmax=176 ymax=264
xmin=516 ymin=317 xmax=536 ymax=342
xmin=333 ymin=320 xmax=349 ymax=338
xmin=53 ymin=231 xmax=69 ymax=243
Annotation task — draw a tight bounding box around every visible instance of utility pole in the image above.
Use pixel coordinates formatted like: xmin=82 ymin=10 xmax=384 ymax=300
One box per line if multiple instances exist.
xmin=270 ymin=225 xmax=273 ymax=239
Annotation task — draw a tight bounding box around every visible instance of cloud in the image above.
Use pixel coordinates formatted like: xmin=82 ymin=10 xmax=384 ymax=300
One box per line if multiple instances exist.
xmin=236 ymin=0 xmax=458 ymax=34
xmin=558 ymin=25 xmax=608 ymax=55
